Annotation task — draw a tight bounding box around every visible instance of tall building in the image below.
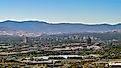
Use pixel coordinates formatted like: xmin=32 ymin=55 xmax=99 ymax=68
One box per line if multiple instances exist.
xmin=23 ymin=35 xmax=27 ymax=43
xmin=22 ymin=35 xmax=29 ymax=43
xmin=86 ymin=36 xmax=91 ymax=46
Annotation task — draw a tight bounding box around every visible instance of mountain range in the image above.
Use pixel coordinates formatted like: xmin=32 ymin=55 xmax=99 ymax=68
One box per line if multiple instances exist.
xmin=0 ymin=20 xmax=121 ymax=33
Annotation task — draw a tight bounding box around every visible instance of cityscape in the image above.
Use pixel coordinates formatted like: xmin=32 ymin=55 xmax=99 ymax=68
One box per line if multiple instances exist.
xmin=0 ymin=28 xmax=121 ymax=68
xmin=0 ymin=0 xmax=121 ymax=68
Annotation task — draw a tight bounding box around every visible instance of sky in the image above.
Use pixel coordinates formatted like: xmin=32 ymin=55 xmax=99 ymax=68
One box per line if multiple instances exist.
xmin=0 ymin=0 xmax=121 ymax=24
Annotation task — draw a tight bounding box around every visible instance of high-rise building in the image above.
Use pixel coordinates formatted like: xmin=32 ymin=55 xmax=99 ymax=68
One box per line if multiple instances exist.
xmin=86 ymin=36 xmax=91 ymax=46
xmin=22 ymin=35 xmax=28 ymax=43
xmin=22 ymin=35 xmax=26 ymax=43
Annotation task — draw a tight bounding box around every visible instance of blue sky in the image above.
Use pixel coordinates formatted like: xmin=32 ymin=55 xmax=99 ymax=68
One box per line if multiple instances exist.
xmin=0 ymin=0 xmax=121 ymax=24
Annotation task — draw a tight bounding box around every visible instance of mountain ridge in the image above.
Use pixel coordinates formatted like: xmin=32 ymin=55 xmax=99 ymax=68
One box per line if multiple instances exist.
xmin=0 ymin=20 xmax=121 ymax=33
xmin=1 ymin=20 xmax=121 ymax=25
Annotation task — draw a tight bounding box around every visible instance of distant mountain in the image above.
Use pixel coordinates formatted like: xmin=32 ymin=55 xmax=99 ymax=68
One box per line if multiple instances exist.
xmin=0 ymin=20 xmax=121 ymax=33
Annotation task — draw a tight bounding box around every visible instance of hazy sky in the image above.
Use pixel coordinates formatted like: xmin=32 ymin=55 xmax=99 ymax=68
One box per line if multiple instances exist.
xmin=0 ymin=0 xmax=121 ymax=24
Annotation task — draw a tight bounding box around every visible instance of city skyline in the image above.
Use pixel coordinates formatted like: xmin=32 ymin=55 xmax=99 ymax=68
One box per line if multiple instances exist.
xmin=0 ymin=0 xmax=121 ymax=24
